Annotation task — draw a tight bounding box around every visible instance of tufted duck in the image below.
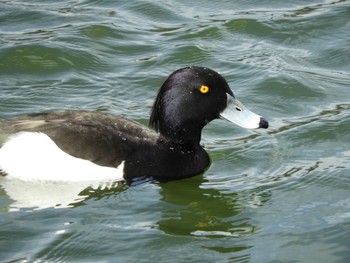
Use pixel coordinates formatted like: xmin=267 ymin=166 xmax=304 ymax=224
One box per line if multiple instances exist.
xmin=0 ymin=66 xmax=268 ymax=183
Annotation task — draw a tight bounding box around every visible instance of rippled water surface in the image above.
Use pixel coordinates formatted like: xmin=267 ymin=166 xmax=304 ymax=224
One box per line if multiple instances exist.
xmin=1 ymin=0 xmax=350 ymax=262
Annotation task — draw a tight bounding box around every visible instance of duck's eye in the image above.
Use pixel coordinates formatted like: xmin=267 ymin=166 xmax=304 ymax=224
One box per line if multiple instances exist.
xmin=199 ymin=85 xmax=210 ymax=94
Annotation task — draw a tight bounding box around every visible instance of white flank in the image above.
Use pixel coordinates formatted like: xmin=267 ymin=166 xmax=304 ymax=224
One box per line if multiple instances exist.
xmin=0 ymin=132 xmax=124 ymax=182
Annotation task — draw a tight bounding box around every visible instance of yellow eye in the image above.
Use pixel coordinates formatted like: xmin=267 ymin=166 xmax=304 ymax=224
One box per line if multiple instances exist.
xmin=199 ymin=85 xmax=209 ymax=94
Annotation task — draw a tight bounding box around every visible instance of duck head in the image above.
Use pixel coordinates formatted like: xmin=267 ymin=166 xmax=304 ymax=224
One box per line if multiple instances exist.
xmin=150 ymin=66 xmax=268 ymax=144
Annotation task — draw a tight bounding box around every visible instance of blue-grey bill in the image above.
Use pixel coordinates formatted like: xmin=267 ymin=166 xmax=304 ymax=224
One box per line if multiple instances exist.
xmin=219 ymin=94 xmax=268 ymax=129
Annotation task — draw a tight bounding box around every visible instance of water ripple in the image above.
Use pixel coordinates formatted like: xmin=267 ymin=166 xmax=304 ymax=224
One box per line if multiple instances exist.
xmin=1 ymin=0 xmax=350 ymax=262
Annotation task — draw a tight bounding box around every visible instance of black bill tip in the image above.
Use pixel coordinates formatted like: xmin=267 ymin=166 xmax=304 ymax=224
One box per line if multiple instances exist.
xmin=259 ymin=117 xmax=269 ymax=129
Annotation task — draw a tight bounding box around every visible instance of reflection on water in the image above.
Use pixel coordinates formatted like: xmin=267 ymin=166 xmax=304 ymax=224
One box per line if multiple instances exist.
xmin=160 ymin=176 xmax=259 ymax=237
xmin=0 ymin=174 xmax=273 ymax=261
xmin=0 ymin=177 xmax=125 ymax=211
xmin=157 ymin=176 xmax=271 ymax=262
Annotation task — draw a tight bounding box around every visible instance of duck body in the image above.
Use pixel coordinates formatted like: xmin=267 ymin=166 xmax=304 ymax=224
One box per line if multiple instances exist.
xmin=0 ymin=110 xmax=209 ymax=183
xmin=0 ymin=67 xmax=268 ymax=183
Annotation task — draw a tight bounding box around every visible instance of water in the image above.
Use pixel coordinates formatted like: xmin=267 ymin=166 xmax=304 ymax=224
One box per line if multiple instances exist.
xmin=1 ymin=0 xmax=350 ymax=262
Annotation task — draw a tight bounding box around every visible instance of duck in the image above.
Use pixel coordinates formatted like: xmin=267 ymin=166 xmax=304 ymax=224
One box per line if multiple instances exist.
xmin=0 ymin=66 xmax=268 ymax=184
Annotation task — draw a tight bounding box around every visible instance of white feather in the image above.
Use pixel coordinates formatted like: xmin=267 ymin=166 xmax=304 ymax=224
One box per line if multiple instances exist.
xmin=0 ymin=132 xmax=124 ymax=182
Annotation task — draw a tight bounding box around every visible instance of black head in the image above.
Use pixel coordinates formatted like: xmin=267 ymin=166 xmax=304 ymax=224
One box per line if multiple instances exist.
xmin=150 ymin=66 xmax=268 ymax=145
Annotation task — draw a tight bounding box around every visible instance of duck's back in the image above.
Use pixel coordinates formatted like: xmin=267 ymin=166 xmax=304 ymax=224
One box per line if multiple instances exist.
xmin=0 ymin=110 xmax=158 ymax=167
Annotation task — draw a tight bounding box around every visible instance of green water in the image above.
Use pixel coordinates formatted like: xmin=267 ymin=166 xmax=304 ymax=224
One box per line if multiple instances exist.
xmin=1 ymin=0 xmax=350 ymax=262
